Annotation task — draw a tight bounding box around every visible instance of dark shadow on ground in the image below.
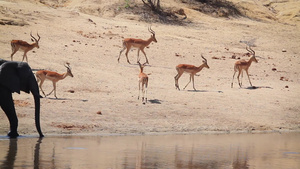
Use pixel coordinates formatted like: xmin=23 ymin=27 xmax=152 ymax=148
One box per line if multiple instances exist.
xmin=31 ymin=68 xmax=43 ymax=71
xmin=148 ymin=99 xmax=162 ymax=104
xmin=44 ymin=97 xmax=88 ymax=102
xmin=46 ymin=97 xmax=70 ymax=100
xmin=244 ymin=86 xmax=273 ymax=90
xmin=187 ymin=90 xmax=223 ymax=93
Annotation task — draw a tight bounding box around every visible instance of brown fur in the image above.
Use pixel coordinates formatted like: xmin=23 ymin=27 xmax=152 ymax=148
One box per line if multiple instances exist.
xmin=174 ymin=56 xmax=209 ymax=91
xmin=36 ymin=64 xmax=73 ymax=99
xmin=10 ymin=32 xmax=40 ymax=62
xmin=138 ymin=62 xmax=149 ymax=103
xmin=118 ymin=27 xmax=157 ymax=64
xmin=231 ymin=46 xmax=258 ymax=88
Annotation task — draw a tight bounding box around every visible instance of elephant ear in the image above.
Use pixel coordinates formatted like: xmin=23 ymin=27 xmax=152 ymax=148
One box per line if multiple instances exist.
xmin=17 ymin=62 xmax=33 ymax=94
xmin=0 ymin=61 xmax=32 ymax=94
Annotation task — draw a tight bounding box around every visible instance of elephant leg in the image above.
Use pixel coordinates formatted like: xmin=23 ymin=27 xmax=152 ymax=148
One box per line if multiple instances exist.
xmin=0 ymin=88 xmax=19 ymax=138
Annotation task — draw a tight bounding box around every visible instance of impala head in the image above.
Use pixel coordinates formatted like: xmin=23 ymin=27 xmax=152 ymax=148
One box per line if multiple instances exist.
xmin=148 ymin=26 xmax=157 ymax=43
xmin=64 ymin=62 xmax=74 ymax=77
xmin=138 ymin=61 xmax=146 ymax=72
xmin=30 ymin=31 xmax=41 ymax=48
xmin=201 ymin=55 xmax=210 ymax=69
xmin=246 ymin=46 xmax=258 ymax=63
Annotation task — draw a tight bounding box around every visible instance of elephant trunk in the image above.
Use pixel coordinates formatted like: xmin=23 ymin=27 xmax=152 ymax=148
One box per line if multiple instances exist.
xmin=34 ymin=94 xmax=44 ymax=137
xmin=28 ymin=72 xmax=44 ymax=137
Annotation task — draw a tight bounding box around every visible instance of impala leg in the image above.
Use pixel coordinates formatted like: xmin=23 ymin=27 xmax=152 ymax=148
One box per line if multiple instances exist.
xmin=141 ymin=49 xmax=149 ymax=64
xmin=25 ymin=53 xmax=28 ymax=63
xmin=137 ymin=49 xmax=141 ymax=63
xmin=191 ymin=75 xmax=196 ymax=91
xmin=37 ymin=78 xmax=47 ymax=97
xmin=141 ymin=83 xmax=145 ymax=102
xmin=145 ymin=82 xmax=148 ymax=103
xmin=138 ymin=81 xmax=141 ymax=100
xmin=246 ymin=70 xmax=253 ymax=86
xmin=237 ymin=71 xmax=242 ymax=87
xmin=240 ymin=71 xmax=243 ymax=87
xmin=46 ymin=89 xmax=54 ymax=97
xmin=118 ymin=47 xmax=126 ymax=63
xmin=231 ymin=71 xmax=237 ymax=88
xmin=10 ymin=50 xmax=18 ymax=61
xmin=53 ymin=83 xmax=58 ymax=99
xmin=174 ymin=72 xmax=183 ymax=90
xmin=125 ymin=48 xmax=131 ymax=64
xmin=183 ymin=74 xmax=192 ymax=90
xmin=47 ymin=82 xmax=56 ymax=97
xmin=22 ymin=52 xmax=28 ymax=62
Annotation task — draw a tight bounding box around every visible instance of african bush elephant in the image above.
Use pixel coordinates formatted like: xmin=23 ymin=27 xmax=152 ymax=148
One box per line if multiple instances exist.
xmin=0 ymin=59 xmax=44 ymax=138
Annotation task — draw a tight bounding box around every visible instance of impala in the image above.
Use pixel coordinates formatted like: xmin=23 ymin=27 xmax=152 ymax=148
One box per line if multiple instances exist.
xmin=175 ymin=55 xmax=209 ymax=91
xmin=11 ymin=32 xmax=41 ymax=62
xmin=118 ymin=26 xmax=157 ymax=64
xmin=138 ymin=61 xmax=149 ymax=104
xmin=36 ymin=63 xmax=74 ymax=99
xmin=231 ymin=46 xmax=258 ymax=88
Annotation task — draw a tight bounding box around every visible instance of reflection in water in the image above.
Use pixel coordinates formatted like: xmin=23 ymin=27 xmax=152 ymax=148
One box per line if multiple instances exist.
xmin=1 ymin=138 xmax=17 ymax=169
xmin=1 ymin=138 xmax=44 ymax=169
xmin=174 ymin=145 xmax=249 ymax=169
xmin=232 ymin=150 xmax=249 ymax=169
xmin=34 ymin=138 xmax=42 ymax=169
xmin=0 ymin=133 xmax=299 ymax=169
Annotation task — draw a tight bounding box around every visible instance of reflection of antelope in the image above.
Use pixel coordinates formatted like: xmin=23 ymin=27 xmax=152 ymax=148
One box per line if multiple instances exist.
xmin=11 ymin=32 xmax=41 ymax=62
xmin=138 ymin=61 xmax=149 ymax=104
xmin=118 ymin=26 xmax=157 ymax=64
xmin=175 ymin=55 xmax=209 ymax=91
xmin=231 ymin=46 xmax=258 ymax=88
xmin=36 ymin=63 xmax=74 ymax=99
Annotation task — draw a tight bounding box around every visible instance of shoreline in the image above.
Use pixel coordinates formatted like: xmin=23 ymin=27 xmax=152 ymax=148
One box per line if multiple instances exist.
xmin=1 ymin=129 xmax=299 ymax=139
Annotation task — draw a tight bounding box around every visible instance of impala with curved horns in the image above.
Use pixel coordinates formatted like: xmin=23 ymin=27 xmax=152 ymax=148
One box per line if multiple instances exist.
xmin=231 ymin=46 xmax=258 ymax=88
xmin=11 ymin=32 xmax=41 ymax=62
xmin=36 ymin=63 xmax=74 ymax=99
xmin=118 ymin=26 xmax=157 ymax=64
xmin=175 ymin=55 xmax=209 ymax=91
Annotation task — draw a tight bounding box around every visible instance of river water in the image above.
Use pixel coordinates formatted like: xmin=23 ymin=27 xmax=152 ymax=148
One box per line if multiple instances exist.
xmin=0 ymin=132 xmax=299 ymax=169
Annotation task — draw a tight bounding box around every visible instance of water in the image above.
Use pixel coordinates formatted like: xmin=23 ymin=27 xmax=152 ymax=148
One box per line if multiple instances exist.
xmin=0 ymin=132 xmax=299 ymax=169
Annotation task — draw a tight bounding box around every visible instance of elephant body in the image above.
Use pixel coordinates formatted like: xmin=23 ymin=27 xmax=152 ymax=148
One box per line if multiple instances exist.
xmin=0 ymin=59 xmax=43 ymax=138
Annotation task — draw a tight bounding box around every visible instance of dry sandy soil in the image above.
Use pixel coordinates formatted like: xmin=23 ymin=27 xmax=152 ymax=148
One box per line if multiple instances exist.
xmin=0 ymin=0 xmax=299 ymax=136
